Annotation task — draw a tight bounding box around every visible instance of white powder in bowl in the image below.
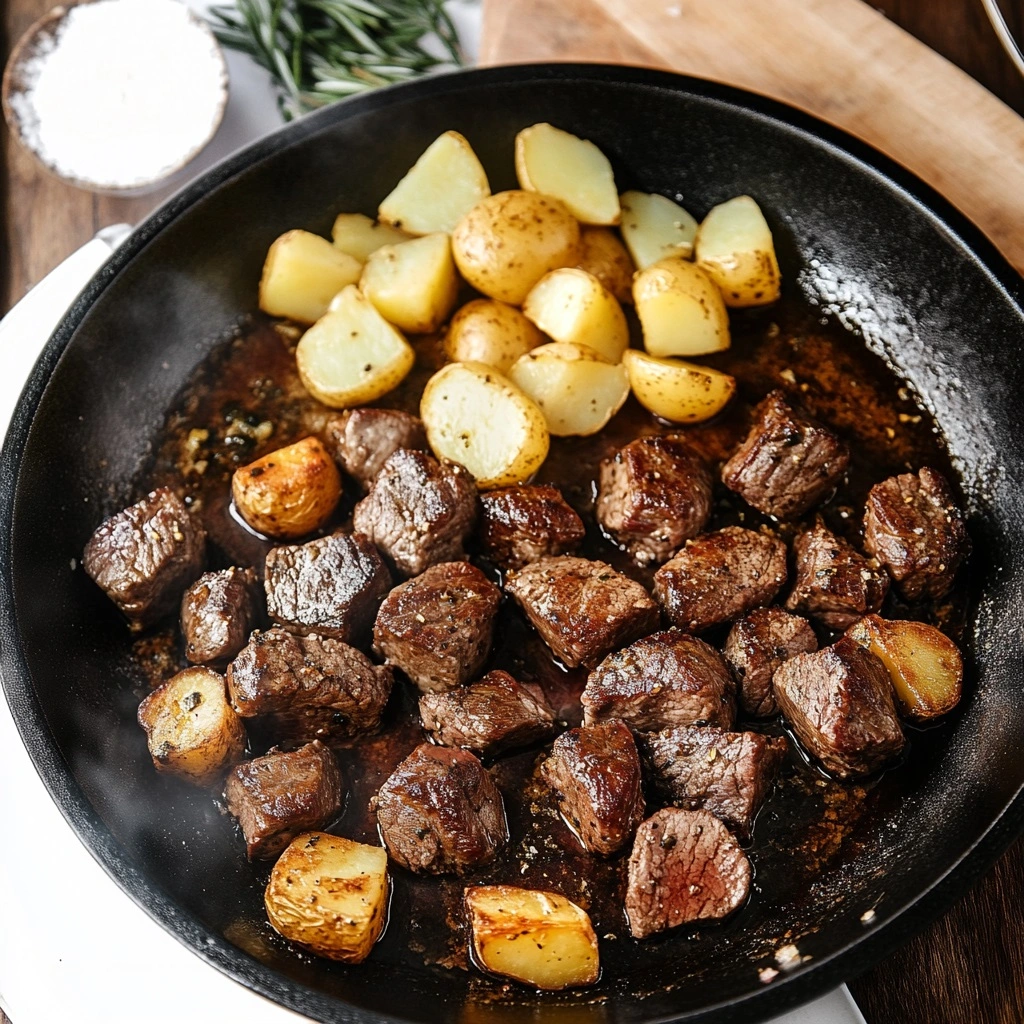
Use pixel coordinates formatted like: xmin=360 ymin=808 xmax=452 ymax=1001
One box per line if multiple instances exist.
xmin=7 ymin=0 xmax=227 ymax=190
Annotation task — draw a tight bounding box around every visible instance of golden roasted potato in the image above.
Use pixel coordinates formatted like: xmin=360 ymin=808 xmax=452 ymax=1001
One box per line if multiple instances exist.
xmin=231 ymin=436 xmax=341 ymax=539
xmin=443 ymin=298 xmax=545 ymax=373
xmin=633 ymin=256 xmax=731 ymax=357
xmin=509 ymin=342 xmax=629 ymax=437
xmin=331 ymin=212 xmax=411 ymax=262
xmin=465 ymin=885 xmax=600 ymax=990
xmin=258 ymin=229 xmax=362 ymax=324
xmin=620 ymin=190 xmax=698 ymax=269
xmin=452 ymin=191 xmax=581 ymax=306
xmin=846 ymin=614 xmax=964 ymax=721
xmin=296 ymin=285 xmax=415 ymax=409
xmin=623 ymin=348 xmax=736 ymax=424
xmin=137 ymin=667 xmax=245 ymax=786
xmin=378 ymin=130 xmax=490 ymax=236
xmin=265 ymin=833 xmax=389 ymax=963
xmin=576 ymin=227 xmax=634 ymax=304
xmin=420 ymin=361 xmax=549 ymax=489
xmin=514 ymin=122 xmax=620 ymax=225
xmin=694 ymin=195 xmax=781 ymax=307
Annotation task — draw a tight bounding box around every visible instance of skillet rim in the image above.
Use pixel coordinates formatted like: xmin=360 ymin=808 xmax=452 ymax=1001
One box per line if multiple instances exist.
xmin=1 ymin=62 xmax=1023 ymax=1024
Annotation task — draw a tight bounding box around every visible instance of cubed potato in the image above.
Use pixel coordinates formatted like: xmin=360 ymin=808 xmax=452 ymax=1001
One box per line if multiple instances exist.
xmin=633 ymin=256 xmax=730 ymax=357
xmin=846 ymin=614 xmax=964 ymax=721
xmin=576 ymin=227 xmax=634 ymax=304
xmin=296 ymin=286 xmax=415 ymax=409
xmin=514 ymin=122 xmax=620 ymax=225
xmin=465 ymin=885 xmax=599 ymax=990
xmin=420 ymin=361 xmax=549 ymax=489
xmin=623 ymin=348 xmax=736 ymax=424
xmin=331 ymin=213 xmax=412 ymax=262
xmin=694 ymin=195 xmax=781 ymax=307
xmin=231 ymin=436 xmax=341 ymax=539
xmin=360 ymin=233 xmax=460 ymax=334
xmin=378 ymin=130 xmax=491 ymax=236
xmin=258 ymin=230 xmax=363 ymax=324
xmin=509 ymin=342 xmax=629 ymax=437
xmin=137 ymin=667 xmax=245 ymax=786
xmin=620 ymin=191 xmax=698 ymax=269
xmin=265 ymin=833 xmax=389 ymax=963
xmin=522 ymin=268 xmax=628 ymax=364
xmin=444 ymin=298 xmax=546 ymax=373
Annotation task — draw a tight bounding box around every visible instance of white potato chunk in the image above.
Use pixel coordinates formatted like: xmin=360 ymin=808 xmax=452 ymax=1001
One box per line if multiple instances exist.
xmin=694 ymin=195 xmax=781 ymax=307
xmin=633 ymin=256 xmax=730 ymax=357
xmin=623 ymin=348 xmax=736 ymax=424
xmin=522 ymin=268 xmax=628 ymax=364
xmin=444 ymin=298 xmax=546 ymax=373
xmin=576 ymin=227 xmax=634 ymax=304
xmin=515 ymin=122 xmax=620 ymax=225
xmin=620 ymin=191 xmax=698 ymax=268
xmin=296 ymin=286 xmax=415 ymax=408
xmin=258 ymin=230 xmax=362 ymax=324
xmin=509 ymin=342 xmax=629 ymax=437
xmin=331 ymin=213 xmax=411 ymax=262
xmin=420 ymin=361 xmax=549 ymax=489
xmin=466 ymin=885 xmax=599 ymax=990
xmin=360 ymin=233 xmax=460 ymax=334
xmin=378 ymin=130 xmax=490 ymax=236
xmin=265 ymin=833 xmax=389 ymax=963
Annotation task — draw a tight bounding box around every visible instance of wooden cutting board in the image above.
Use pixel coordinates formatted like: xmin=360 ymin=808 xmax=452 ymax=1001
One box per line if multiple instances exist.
xmin=479 ymin=0 xmax=1024 ymax=277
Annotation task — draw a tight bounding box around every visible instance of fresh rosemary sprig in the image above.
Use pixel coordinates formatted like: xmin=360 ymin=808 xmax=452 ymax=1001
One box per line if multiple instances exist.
xmin=208 ymin=0 xmax=464 ymax=120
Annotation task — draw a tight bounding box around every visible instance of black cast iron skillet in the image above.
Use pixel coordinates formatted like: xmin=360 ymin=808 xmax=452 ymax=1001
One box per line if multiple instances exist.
xmin=2 ymin=64 xmax=1024 ymax=1024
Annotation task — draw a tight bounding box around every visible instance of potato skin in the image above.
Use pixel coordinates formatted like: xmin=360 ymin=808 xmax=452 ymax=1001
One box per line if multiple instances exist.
xmin=231 ymin=436 xmax=341 ymax=540
xmin=623 ymin=348 xmax=736 ymax=424
xmin=576 ymin=227 xmax=634 ymax=304
xmin=444 ymin=299 xmax=546 ymax=373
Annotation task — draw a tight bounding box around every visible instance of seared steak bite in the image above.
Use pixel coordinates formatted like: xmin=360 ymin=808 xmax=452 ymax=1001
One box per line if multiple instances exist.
xmin=625 ymin=808 xmax=750 ymax=938
xmin=863 ymin=467 xmax=969 ymax=602
xmin=224 ymin=741 xmax=342 ymax=860
xmin=84 ymin=487 xmax=206 ymax=631
xmin=181 ymin=566 xmax=261 ymax=663
xmin=264 ymin=531 xmax=391 ymax=646
xmin=721 ymin=390 xmax=850 ymax=520
xmin=541 ymin=720 xmax=645 ymax=855
xmin=374 ymin=743 xmax=507 ymax=874
xmin=724 ymin=608 xmax=818 ymax=717
xmin=653 ymin=526 xmax=787 ymax=633
xmin=785 ymin=520 xmax=889 ymax=630
xmin=373 ymin=562 xmax=501 ymax=693
xmin=505 ymin=556 xmax=660 ymax=669
xmin=582 ymin=631 xmax=735 ymax=730
xmin=352 ymin=448 xmax=477 ymax=577
xmin=773 ymin=635 xmax=904 ymax=779
xmin=596 ymin=435 xmax=713 ymax=566
xmin=418 ymin=670 xmax=556 ymax=757
xmin=639 ymin=726 xmax=787 ymax=839
xmin=227 ymin=627 xmax=392 ymax=744
xmin=477 ymin=484 xmax=585 ymax=570
xmin=324 ymin=408 xmax=427 ymax=490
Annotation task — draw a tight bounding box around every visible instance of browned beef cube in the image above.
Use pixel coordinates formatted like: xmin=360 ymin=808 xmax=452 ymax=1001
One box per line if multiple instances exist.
xmin=324 ymin=408 xmax=427 ymax=490
xmin=863 ymin=468 xmax=970 ymax=602
xmin=352 ymin=449 xmax=477 ymax=577
xmin=596 ymin=436 xmax=713 ymax=566
xmin=773 ymin=635 xmax=904 ymax=779
xmin=373 ymin=562 xmax=501 ymax=693
xmin=723 ymin=608 xmax=818 ymax=717
xmin=582 ymin=630 xmax=735 ymax=730
xmin=224 ymin=741 xmax=342 ymax=860
xmin=227 ymin=627 xmax=392 ymax=744
xmin=374 ymin=744 xmax=507 ymax=874
xmin=639 ymin=726 xmax=787 ymax=839
xmin=541 ymin=720 xmax=645 ymax=855
xmin=625 ymin=808 xmax=750 ymax=938
xmin=784 ymin=521 xmax=889 ymax=630
xmin=721 ymin=391 xmax=850 ymax=520
xmin=83 ymin=487 xmax=206 ymax=631
xmin=477 ymin=485 xmax=585 ymax=570
xmin=653 ymin=526 xmax=787 ymax=633
xmin=264 ymin=531 xmax=390 ymax=646
xmin=505 ymin=556 xmax=660 ymax=669
xmin=181 ymin=566 xmax=260 ymax=664
xmin=418 ymin=670 xmax=555 ymax=757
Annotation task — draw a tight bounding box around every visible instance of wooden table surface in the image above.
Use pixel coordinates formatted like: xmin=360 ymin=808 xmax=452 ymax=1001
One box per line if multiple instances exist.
xmin=2 ymin=1 xmax=1024 ymax=1022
